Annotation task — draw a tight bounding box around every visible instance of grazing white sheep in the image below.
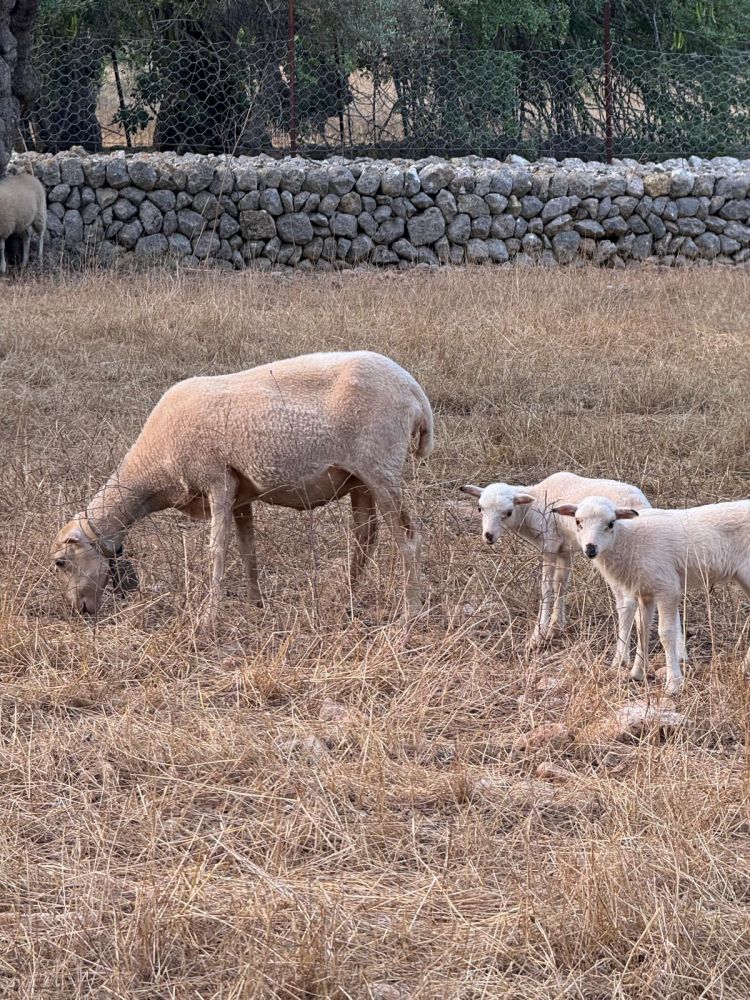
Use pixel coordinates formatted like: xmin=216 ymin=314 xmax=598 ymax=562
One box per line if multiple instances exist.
xmin=50 ymin=351 xmax=433 ymax=623
xmin=554 ymin=496 xmax=750 ymax=696
xmin=0 ymin=172 xmax=46 ymax=273
xmin=460 ymin=472 xmax=684 ymax=669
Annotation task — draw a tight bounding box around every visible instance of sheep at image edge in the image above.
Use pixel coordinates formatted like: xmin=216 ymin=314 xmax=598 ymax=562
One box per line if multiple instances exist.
xmin=554 ymin=495 xmax=750 ymax=696
xmin=50 ymin=350 xmax=434 ymax=624
xmin=0 ymin=172 xmax=46 ymax=273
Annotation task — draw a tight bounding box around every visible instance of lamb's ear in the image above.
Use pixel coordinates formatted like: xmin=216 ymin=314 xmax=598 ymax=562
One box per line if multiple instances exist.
xmin=62 ymin=527 xmax=85 ymax=546
xmin=615 ymin=508 xmax=639 ymax=520
xmin=460 ymin=485 xmax=483 ymax=498
xmin=109 ymin=554 xmax=139 ymax=595
xmin=552 ymin=504 xmax=578 ymax=518
xmin=513 ymin=493 xmax=535 ymax=506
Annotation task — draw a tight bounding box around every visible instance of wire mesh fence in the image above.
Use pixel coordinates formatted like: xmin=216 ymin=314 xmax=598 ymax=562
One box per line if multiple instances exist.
xmin=22 ymin=36 xmax=750 ymax=162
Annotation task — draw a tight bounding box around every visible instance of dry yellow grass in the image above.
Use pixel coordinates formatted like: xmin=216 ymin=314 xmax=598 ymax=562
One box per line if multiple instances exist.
xmin=1 ymin=266 xmax=749 ymax=998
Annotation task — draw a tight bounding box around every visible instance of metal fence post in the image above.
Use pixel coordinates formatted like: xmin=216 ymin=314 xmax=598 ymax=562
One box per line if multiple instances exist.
xmin=287 ymin=0 xmax=298 ymax=154
xmin=604 ymin=0 xmax=613 ymax=163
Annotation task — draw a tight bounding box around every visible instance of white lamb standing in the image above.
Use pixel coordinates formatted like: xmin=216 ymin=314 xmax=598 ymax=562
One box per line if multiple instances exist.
xmin=554 ymin=495 xmax=750 ymax=696
xmin=0 ymin=172 xmax=46 ymax=273
xmin=460 ymin=472 xmax=684 ymax=670
xmin=50 ymin=351 xmax=433 ymax=623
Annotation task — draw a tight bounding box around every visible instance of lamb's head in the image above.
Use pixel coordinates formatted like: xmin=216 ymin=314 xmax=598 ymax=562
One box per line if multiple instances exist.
xmin=460 ymin=483 xmax=535 ymax=545
xmin=50 ymin=516 xmax=138 ymax=614
xmin=552 ymin=496 xmax=639 ymax=560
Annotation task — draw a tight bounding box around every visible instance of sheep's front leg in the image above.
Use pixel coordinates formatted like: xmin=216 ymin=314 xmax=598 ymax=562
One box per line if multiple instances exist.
xmin=611 ymin=588 xmax=637 ymax=670
xmin=549 ymin=550 xmax=573 ymax=635
xmin=36 ymin=229 xmax=44 ymax=265
xmin=0 ymin=239 xmax=5 ymax=275
xmin=530 ymin=552 xmax=556 ymax=647
xmin=233 ymin=503 xmax=263 ymax=608
xmin=657 ymin=598 xmax=683 ymax=697
xmin=200 ymin=472 xmax=237 ymax=626
xmin=371 ymin=486 xmax=422 ymax=619
xmin=631 ymin=597 xmax=655 ymax=682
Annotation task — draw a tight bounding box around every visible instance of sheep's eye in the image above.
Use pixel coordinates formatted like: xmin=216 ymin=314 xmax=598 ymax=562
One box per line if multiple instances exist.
xmin=54 ymin=559 xmax=66 ymax=569
xmin=575 ymin=520 xmax=581 ymax=528
xmin=477 ymin=504 xmax=482 ymax=513
xmin=607 ymin=520 xmax=615 ymax=530
xmin=506 ymin=510 xmax=513 ymax=517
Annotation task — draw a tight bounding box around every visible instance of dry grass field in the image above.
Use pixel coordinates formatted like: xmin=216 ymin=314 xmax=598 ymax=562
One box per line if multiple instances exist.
xmin=1 ymin=265 xmax=749 ymax=998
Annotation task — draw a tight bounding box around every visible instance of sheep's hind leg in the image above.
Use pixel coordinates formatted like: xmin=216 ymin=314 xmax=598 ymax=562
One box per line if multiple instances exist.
xmin=657 ymin=598 xmax=683 ymax=697
xmin=370 ymin=485 xmax=422 ymax=620
xmin=548 ymin=550 xmax=573 ymax=636
xmin=233 ymin=502 xmax=263 ymax=608
xmin=349 ymin=484 xmax=378 ymax=588
xmin=631 ymin=597 xmax=655 ymax=682
xmin=21 ymin=230 xmax=30 ymax=270
xmin=0 ymin=239 xmax=5 ymax=274
xmin=199 ymin=471 xmax=238 ymax=627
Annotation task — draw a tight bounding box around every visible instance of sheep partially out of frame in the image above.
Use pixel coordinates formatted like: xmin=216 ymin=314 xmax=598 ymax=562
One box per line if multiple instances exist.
xmin=554 ymin=496 xmax=750 ymax=696
xmin=461 ymin=472 xmax=685 ymax=670
xmin=0 ymin=173 xmax=46 ymax=273
xmin=50 ymin=351 xmax=434 ymax=623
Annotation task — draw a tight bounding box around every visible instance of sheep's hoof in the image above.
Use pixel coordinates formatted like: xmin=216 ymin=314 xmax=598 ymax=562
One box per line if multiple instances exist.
xmin=629 ymin=664 xmax=645 ymax=682
xmin=664 ymin=678 xmax=684 ymax=698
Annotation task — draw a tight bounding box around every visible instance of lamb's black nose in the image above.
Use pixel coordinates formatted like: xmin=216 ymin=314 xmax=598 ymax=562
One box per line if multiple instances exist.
xmin=585 ymin=543 xmax=597 ymax=559
xmin=484 ymin=531 xmax=494 ymax=544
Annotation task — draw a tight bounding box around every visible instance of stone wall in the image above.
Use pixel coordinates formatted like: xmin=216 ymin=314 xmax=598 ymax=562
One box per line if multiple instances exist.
xmin=9 ymin=149 xmax=750 ymax=270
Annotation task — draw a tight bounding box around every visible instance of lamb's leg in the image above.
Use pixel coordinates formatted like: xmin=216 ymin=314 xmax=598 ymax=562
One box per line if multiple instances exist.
xmin=233 ymin=502 xmax=262 ymax=608
xmin=200 ymin=471 xmax=238 ymax=626
xmin=21 ymin=230 xmax=30 ymax=270
xmin=370 ymin=485 xmax=422 ymax=619
xmin=657 ymin=598 xmax=683 ymax=697
xmin=549 ymin=550 xmax=573 ymax=635
xmin=349 ymin=484 xmax=378 ymax=587
xmin=631 ymin=597 xmax=655 ymax=682
xmin=530 ymin=551 xmax=556 ymax=647
xmin=611 ymin=588 xmax=637 ymax=670
xmin=0 ymin=239 xmax=5 ymax=274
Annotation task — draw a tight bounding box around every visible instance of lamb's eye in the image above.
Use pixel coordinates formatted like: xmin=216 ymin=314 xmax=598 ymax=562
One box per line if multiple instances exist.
xmin=506 ymin=510 xmax=513 ymax=517
xmin=54 ymin=559 xmax=66 ymax=569
xmin=575 ymin=521 xmax=581 ymax=528
xmin=477 ymin=504 xmax=482 ymax=513
xmin=607 ymin=520 xmax=615 ymax=529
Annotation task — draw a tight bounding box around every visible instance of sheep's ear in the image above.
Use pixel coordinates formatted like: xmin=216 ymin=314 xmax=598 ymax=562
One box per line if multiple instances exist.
xmin=460 ymin=485 xmax=483 ymax=498
xmin=615 ymin=508 xmax=639 ymax=520
xmin=109 ymin=554 xmax=139 ymax=595
xmin=552 ymin=504 xmax=578 ymax=518
xmin=513 ymin=493 xmax=535 ymax=506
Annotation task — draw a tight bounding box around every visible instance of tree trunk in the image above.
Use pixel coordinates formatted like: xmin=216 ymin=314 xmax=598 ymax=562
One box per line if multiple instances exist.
xmin=0 ymin=0 xmax=38 ymax=177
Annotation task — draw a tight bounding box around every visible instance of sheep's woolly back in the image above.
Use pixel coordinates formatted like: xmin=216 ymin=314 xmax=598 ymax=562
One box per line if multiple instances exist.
xmin=0 ymin=174 xmax=46 ymax=240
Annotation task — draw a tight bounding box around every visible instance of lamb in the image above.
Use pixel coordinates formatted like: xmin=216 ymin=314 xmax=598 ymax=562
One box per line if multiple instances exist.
xmin=50 ymin=350 xmax=433 ymax=623
xmin=553 ymin=496 xmax=750 ymax=696
xmin=460 ymin=472 xmax=684 ymax=669
xmin=0 ymin=172 xmax=46 ymax=273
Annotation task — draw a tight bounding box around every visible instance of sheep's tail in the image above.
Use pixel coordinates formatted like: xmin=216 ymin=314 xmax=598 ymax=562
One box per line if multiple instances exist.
xmin=412 ymin=386 xmax=434 ymax=458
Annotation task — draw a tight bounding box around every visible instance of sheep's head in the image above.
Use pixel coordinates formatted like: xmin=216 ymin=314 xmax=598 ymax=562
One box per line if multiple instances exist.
xmin=552 ymin=496 xmax=639 ymax=560
xmin=50 ymin=517 xmax=138 ymax=614
xmin=460 ymin=483 xmax=535 ymax=545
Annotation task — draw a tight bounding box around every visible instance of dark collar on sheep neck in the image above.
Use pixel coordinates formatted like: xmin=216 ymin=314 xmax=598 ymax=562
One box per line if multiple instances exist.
xmin=78 ymin=516 xmax=123 ymax=560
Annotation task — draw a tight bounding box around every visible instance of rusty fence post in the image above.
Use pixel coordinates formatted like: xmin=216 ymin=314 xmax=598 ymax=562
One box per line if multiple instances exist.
xmin=287 ymin=0 xmax=298 ymax=154
xmin=604 ymin=0 xmax=613 ymax=163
